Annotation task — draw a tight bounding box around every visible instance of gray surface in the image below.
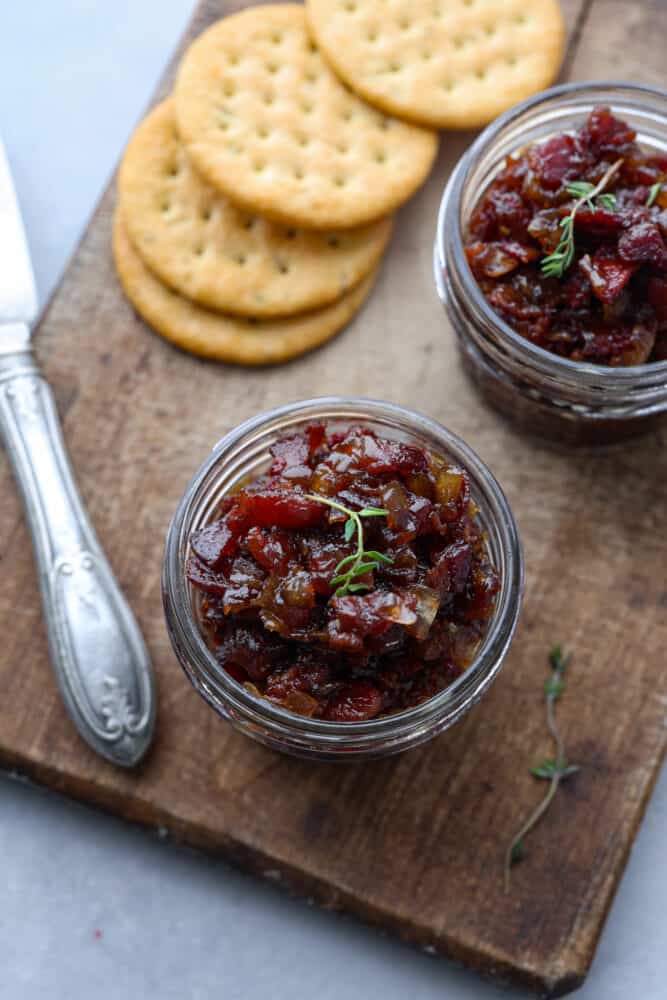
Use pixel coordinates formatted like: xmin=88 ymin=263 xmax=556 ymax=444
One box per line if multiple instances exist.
xmin=0 ymin=3 xmax=665 ymax=998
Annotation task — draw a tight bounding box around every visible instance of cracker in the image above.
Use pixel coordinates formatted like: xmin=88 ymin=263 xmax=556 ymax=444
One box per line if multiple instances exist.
xmin=112 ymin=212 xmax=378 ymax=366
xmin=173 ymin=4 xmax=438 ymax=229
xmin=119 ymin=99 xmax=392 ymax=317
xmin=305 ymin=0 xmax=565 ymax=130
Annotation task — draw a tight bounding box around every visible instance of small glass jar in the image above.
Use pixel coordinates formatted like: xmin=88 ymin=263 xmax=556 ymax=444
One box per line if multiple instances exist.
xmin=162 ymin=397 xmax=523 ymax=761
xmin=434 ymin=81 xmax=667 ymax=446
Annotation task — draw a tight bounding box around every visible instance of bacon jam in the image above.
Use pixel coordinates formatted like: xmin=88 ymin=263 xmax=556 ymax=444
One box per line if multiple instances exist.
xmin=186 ymin=424 xmax=499 ymax=722
xmin=465 ymin=107 xmax=667 ymax=366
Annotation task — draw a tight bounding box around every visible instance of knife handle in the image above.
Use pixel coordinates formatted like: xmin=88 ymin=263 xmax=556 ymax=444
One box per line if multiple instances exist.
xmin=0 ymin=346 xmax=155 ymax=767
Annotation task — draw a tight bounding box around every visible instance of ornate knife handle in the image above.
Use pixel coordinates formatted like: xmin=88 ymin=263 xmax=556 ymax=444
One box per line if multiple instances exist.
xmin=0 ymin=346 xmax=155 ymax=767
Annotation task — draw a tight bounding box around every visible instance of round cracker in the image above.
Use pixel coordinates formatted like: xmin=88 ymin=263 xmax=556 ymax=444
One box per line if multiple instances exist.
xmin=173 ymin=4 xmax=438 ymax=229
xmin=112 ymin=212 xmax=378 ymax=366
xmin=119 ymin=99 xmax=392 ymax=317
xmin=306 ymin=0 xmax=565 ymax=130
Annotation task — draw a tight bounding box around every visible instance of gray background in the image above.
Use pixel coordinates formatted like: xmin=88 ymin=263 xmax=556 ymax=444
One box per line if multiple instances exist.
xmin=1 ymin=3 xmax=664 ymax=997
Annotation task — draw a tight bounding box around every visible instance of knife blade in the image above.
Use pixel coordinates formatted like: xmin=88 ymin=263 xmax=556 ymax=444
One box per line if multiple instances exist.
xmin=0 ymin=136 xmax=156 ymax=767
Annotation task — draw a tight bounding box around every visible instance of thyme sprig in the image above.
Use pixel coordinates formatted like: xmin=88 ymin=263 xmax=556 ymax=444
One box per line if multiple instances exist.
xmin=504 ymin=645 xmax=579 ymax=890
xmin=541 ymin=159 xmax=624 ymax=278
xmin=305 ymin=494 xmax=393 ymax=597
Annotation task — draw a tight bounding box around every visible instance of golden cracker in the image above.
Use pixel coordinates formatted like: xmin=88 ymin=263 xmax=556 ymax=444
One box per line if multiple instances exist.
xmin=112 ymin=211 xmax=378 ymax=366
xmin=306 ymin=0 xmax=565 ymax=129
xmin=119 ymin=99 xmax=392 ymax=317
xmin=173 ymin=4 xmax=438 ymax=229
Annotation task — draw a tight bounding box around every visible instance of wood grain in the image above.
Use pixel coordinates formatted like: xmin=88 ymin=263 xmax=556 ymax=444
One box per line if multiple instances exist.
xmin=1 ymin=2 xmax=665 ymax=996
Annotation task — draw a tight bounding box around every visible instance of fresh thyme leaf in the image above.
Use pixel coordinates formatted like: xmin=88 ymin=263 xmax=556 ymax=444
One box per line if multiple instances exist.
xmin=350 ymin=561 xmax=379 ymax=577
xmin=531 ymin=758 xmax=579 ymax=780
xmin=549 ymin=644 xmax=571 ymax=673
xmin=597 ymin=192 xmax=617 ymax=210
xmin=304 ymin=494 xmax=393 ymax=597
xmin=510 ymin=841 xmax=526 ymax=866
xmin=566 ymin=180 xmax=595 ymax=199
xmin=531 ymin=759 xmax=560 ymax=780
xmin=504 ymin=644 xmax=580 ymax=890
xmin=365 ymin=550 xmax=394 ymax=565
xmin=541 ymin=159 xmax=623 ymax=278
xmin=545 ymin=677 xmax=565 ymax=699
xmin=647 ymin=181 xmax=661 ymax=208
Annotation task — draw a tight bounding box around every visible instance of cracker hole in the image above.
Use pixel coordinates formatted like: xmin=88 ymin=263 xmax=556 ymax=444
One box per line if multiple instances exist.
xmin=515 ymin=12 xmax=526 ymax=23
xmin=194 ymin=245 xmax=205 ymax=257
xmin=285 ymin=228 xmax=297 ymax=239
xmin=343 ymin=0 xmax=357 ymax=10
xmin=223 ymin=81 xmax=236 ymax=97
xmin=378 ymin=118 xmax=391 ymax=131
xmin=506 ymin=55 xmax=518 ymax=66
xmin=342 ymin=109 xmax=353 ymax=122
xmin=263 ymin=93 xmax=274 ymax=106
xmin=201 ymin=208 xmax=212 ymax=221
xmin=398 ymin=16 xmax=411 ymax=29
xmin=475 ymin=68 xmax=486 ymax=80
xmin=271 ymin=31 xmax=283 ymax=43
xmin=301 ymin=101 xmax=314 ymax=113
xmin=161 ymin=200 xmax=171 ymax=212
xmin=453 ymin=36 xmax=464 ymax=49
xmin=367 ymin=28 xmax=378 ymax=41
xmin=306 ymin=71 xmax=318 ymax=83
xmin=293 ymin=167 xmax=305 ymax=180
xmin=253 ymin=160 xmax=265 ymax=173
xmin=441 ymin=79 xmax=455 ymax=91
xmin=421 ymin=49 xmax=432 ymax=61
xmin=296 ymin=133 xmax=309 ymax=147
xmin=266 ymin=61 xmax=279 ymax=74
xmin=167 ymin=164 xmax=179 ymax=177
xmin=258 ymin=125 xmax=270 ymax=139
xmin=229 ymin=54 xmax=240 ymax=66
xmin=308 ymin=41 xmax=317 ymax=53
xmin=388 ymin=61 xmax=402 ymax=73
xmin=334 ymin=176 xmax=347 ymax=187
xmin=337 ymin=141 xmax=349 ymax=154
xmin=236 ymin=254 xmax=247 ymax=266
xmin=278 ymin=261 xmax=290 ymax=274
xmin=328 ymin=236 xmax=340 ymax=247
xmin=217 ymin=121 xmax=230 ymax=131
xmin=243 ymin=218 xmax=256 ymax=230
xmin=485 ymin=23 xmax=496 ymax=36
xmin=375 ymin=151 xmax=387 ymax=164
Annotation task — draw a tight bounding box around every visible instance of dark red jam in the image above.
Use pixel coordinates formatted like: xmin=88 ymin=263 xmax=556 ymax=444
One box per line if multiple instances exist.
xmin=187 ymin=424 xmax=499 ymax=722
xmin=465 ymin=107 xmax=667 ymax=366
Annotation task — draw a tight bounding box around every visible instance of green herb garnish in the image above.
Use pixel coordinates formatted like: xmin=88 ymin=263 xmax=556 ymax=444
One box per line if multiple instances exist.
xmin=541 ymin=159 xmax=624 ymax=278
xmin=504 ymin=644 xmax=580 ymax=889
xmin=647 ymin=181 xmax=662 ymax=208
xmin=305 ymin=494 xmax=393 ymax=597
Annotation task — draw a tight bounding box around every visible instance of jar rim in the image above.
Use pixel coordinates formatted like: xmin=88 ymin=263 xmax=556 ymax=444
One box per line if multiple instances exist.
xmin=435 ymin=80 xmax=667 ymax=388
xmin=162 ymin=396 xmax=524 ymax=746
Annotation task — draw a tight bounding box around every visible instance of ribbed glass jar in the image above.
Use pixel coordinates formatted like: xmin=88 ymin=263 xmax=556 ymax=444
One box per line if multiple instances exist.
xmin=434 ymin=82 xmax=667 ymax=446
xmin=162 ymin=397 xmax=523 ymax=761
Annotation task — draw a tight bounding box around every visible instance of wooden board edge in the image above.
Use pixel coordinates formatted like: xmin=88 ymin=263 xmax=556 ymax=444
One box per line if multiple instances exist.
xmin=0 ymin=745 xmax=594 ymax=997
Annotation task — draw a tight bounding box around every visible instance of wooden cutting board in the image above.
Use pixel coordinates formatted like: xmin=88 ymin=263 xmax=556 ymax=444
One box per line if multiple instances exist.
xmin=1 ymin=1 xmax=665 ymax=995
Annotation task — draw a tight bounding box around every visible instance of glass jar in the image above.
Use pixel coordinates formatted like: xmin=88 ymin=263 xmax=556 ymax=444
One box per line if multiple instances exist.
xmin=434 ymin=81 xmax=667 ymax=446
xmin=162 ymin=397 xmax=523 ymax=761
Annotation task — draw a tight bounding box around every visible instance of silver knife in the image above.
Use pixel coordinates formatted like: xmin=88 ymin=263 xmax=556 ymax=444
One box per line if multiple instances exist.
xmin=0 ymin=137 xmax=155 ymax=767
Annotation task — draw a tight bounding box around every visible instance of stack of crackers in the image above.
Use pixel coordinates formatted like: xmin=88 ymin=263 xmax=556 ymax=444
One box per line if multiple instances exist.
xmin=114 ymin=2 xmax=564 ymax=366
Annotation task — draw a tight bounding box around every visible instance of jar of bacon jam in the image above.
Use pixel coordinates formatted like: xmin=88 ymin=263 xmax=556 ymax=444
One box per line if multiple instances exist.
xmin=163 ymin=398 xmax=523 ymax=760
xmin=435 ymin=82 xmax=667 ymax=445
